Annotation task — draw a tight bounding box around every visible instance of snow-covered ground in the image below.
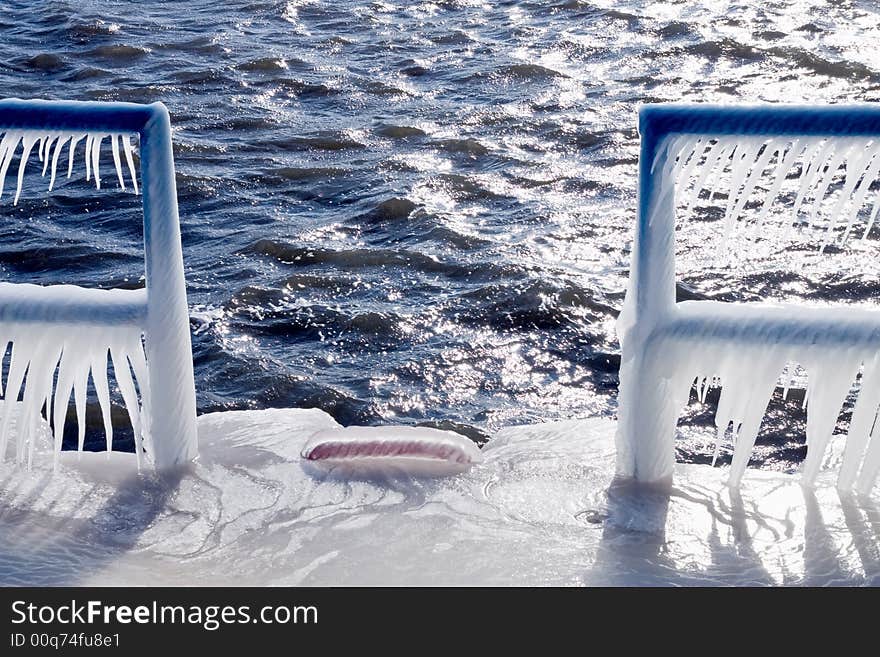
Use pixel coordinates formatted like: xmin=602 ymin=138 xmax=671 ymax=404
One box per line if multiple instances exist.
xmin=0 ymin=408 xmax=877 ymax=586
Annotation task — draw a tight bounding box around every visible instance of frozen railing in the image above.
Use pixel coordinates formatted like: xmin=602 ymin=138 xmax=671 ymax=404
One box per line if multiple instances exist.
xmin=617 ymin=104 xmax=880 ymax=494
xmin=0 ymin=98 xmax=197 ymax=470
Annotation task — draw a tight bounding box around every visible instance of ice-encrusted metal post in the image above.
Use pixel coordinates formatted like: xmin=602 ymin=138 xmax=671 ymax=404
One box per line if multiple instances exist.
xmin=615 ymin=109 xmax=679 ymax=484
xmin=617 ymin=103 xmax=880 ymax=490
xmin=140 ymin=103 xmax=198 ymax=468
xmin=0 ymin=98 xmax=197 ymax=470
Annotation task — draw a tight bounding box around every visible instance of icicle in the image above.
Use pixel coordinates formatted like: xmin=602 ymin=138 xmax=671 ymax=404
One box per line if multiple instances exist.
xmin=0 ymin=339 xmax=7 ymax=398
xmin=110 ymin=134 xmax=125 ymax=191
xmin=824 ymin=144 xmax=877 ymax=247
xmin=73 ymin=362 xmax=88 ymax=455
xmin=711 ymin=424 xmax=724 ymax=467
xmin=676 ymin=140 xmax=711 ymax=217
xmin=647 ymin=136 xmax=684 ymax=228
xmin=838 ymin=356 xmax=880 ymax=489
xmin=808 ymin=141 xmax=854 ymax=233
xmin=857 ymin=414 xmax=880 ymax=493
xmin=707 ymin=142 xmax=737 ymax=203
xmin=41 ymin=134 xmax=56 ymax=177
xmin=18 ymin=341 xmax=62 ymax=470
xmin=48 ymin=134 xmax=68 ymax=192
xmin=673 ymin=137 xmax=703 ymax=188
xmin=864 ymin=194 xmax=880 ymax=239
xmin=0 ymin=328 xmax=150 ymax=470
xmin=858 ymin=146 xmax=880 ymax=239
xmin=840 ymin=143 xmax=880 ymax=242
xmin=0 ymin=130 xmax=20 ymax=199
xmin=13 ymin=133 xmax=38 ymax=206
xmin=708 ymin=142 xmax=738 ymax=204
xmin=789 ymin=139 xmax=833 ymax=230
xmin=122 ymin=135 xmax=139 ymax=195
xmin=0 ymin=132 xmax=19 ymax=198
xmin=111 ymin=344 xmax=142 ymax=470
xmin=727 ymin=139 xmax=780 ymax=230
xmin=0 ymin=341 xmax=31 ymax=462
xmin=67 ymin=134 xmax=83 ymax=179
xmin=84 ymin=134 xmax=93 ymax=182
xmin=91 ymin=134 xmax=103 ymax=189
xmin=753 ymin=139 xmax=805 ymax=231
xmin=52 ymin=345 xmax=77 ymax=468
xmin=801 ymin=358 xmax=862 ymax=485
xmin=781 ymin=362 xmax=794 ymax=401
xmin=685 ymin=139 xmax=728 ymax=214
xmin=42 ymin=379 xmax=53 ymax=460
xmin=126 ymin=335 xmax=151 ymax=457
xmin=720 ymin=139 xmax=761 ymax=241
xmin=90 ymin=346 xmax=113 ymax=455
xmin=652 ymin=134 xmax=683 ymax=175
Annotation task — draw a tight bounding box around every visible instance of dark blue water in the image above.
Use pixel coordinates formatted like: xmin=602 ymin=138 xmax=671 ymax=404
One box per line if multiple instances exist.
xmin=1 ymin=0 xmax=879 ymax=467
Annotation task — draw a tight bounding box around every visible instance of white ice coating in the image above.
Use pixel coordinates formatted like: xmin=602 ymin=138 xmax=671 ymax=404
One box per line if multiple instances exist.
xmin=618 ymin=132 xmax=880 ymax=494
xmin=0 ymin=128 xmax=145 ymax=470
xmin=0 ymin=129 xmax=139 ymax=204
xmin=2 ymin=410 xmax=877 ymax=586
xmin=0 ymin=321 xmax=149 ymax=471
xmin=671 ymin=134 xmax=880 ymax=249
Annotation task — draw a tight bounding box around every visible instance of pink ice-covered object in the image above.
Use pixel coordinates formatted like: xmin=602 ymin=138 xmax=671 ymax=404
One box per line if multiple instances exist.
xmin=301 ymin=425 xmax=482 ymax=476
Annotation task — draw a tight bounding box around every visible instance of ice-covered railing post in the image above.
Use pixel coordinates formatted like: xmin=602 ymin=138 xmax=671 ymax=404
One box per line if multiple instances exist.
xmin=0 ymin=98 xmax=197 ymax=470
xmin=617 ymin=104 xmax=880 ymax=494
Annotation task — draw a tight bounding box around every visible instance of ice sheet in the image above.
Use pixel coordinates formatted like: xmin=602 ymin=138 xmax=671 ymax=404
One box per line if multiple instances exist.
xmin=0 ymin=408 xmax=876 ymax=586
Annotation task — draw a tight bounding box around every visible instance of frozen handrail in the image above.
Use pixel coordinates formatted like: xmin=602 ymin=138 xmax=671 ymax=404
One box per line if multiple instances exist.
xmin=0 ymin=98 xmax=197 ymax=471
xmin=617 ymin=103 xmax=880 ymax=494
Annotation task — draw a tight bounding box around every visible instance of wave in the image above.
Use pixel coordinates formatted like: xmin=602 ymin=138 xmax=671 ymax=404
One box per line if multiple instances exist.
xmin=247 ymin=133 xmax=367 ymax=151
xmin=0 ymin=244 xmax=136 ymax=274
xmin=766 ymin=45 xmax=880 ymax=82
xmin=87 ymin=44 xmax=149 ymax=61
xmin=452 ymin=280 xmax=613 ymax=331
xmin=65 ymin=20 xmax=121 ymax=40
xmin=494 ymin=63 xmax=569 ymax=80
xmin=275 ymin=78 xmax=337 ymax=96
xmin=431 ymin=138 xmax=490 ymax=157
xmin=23 ymin=53 xmax=66 ymax=71
xmin=376 ymin=124 xmax=427 ymax=139
xmin=240 ymin=239 xmax=525 ymax=281
xmin=364 ymin=197 xmax=417 ymax=221
xmin=236 ymin=57 xmax=290 ymax=72
xmin=263 ymin=166 xmax=351 ymax=181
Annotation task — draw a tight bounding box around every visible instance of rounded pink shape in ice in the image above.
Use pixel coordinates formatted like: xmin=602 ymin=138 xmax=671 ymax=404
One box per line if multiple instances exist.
xmin=301 ymin=425 xmax=482 ymax=476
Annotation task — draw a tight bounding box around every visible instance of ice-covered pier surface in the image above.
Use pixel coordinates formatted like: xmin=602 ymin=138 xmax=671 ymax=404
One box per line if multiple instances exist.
xmin=1 ymin=408 xmax=877 ymax=586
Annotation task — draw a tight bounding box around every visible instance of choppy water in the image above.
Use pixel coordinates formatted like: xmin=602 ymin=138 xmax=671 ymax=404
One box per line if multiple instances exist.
xmin=2 ymin=0 xmax=880 ymax=469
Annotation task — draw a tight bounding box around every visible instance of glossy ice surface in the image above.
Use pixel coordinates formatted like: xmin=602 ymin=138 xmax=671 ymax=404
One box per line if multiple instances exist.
xmin=1 ymin=408 xmax=877 ymax=586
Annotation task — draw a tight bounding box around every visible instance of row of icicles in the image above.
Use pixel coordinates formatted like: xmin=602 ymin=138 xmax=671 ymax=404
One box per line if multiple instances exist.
xmin=0 ymin=129 xmax=144 ymax=468
xmin=0 ymin=129 xmax=139 ymax=205
xmin=0 ymin=330 xmax=150 ymax=471
xmin=684 ymin=350 xmax=880 ymax=492
xmin=660 ymin=135 xmax=880 ymax=250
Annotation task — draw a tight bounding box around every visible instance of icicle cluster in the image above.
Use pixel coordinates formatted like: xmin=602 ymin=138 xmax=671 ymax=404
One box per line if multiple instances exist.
xmin=658 ymin=134 xmax=880 ymax=251
xmin=632 ymin=132 xmax=880 ymax=493
xmin=0 ymin=326 xmax=150 ymax=471
xmin=658 ymin=313 xmax=880 ymax=493
xmin=0 ymin=127 xmax=145 ymax=469
xmin=0 ymin=129 xmax=138 ymax=205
